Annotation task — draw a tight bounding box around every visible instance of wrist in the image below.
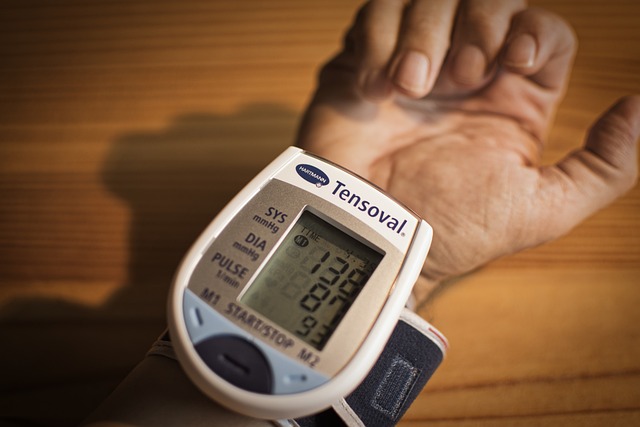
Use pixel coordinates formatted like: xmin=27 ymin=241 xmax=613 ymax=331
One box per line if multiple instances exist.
xmin=411 ymin=274 xmax=442 ymax=308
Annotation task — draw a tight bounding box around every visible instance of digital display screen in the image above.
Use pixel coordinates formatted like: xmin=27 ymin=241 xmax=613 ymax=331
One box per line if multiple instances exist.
xmin=240 ymin=211 xmax=384 ymax=350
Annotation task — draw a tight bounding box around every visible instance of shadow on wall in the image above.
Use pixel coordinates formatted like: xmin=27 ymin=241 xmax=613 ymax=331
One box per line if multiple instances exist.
xmin=0 ymin=104 xmax=298 ymax=427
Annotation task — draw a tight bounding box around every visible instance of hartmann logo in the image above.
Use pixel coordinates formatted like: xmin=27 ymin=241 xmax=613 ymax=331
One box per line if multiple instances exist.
xmin=332 ymin=181 xmax=407 ymax=235
xmin=296 ymin=164 xmax=330 ymax=187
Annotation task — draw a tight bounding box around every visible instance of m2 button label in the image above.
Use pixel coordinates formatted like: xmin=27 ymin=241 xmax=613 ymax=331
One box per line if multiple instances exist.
xmin=297 ymin=348 xmax=320 ymax=368
xmin=296 ymin=164 xmax=330 ymax=188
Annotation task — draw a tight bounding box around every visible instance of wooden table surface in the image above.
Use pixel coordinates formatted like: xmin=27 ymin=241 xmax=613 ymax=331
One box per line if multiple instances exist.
xmin=1 ymin=1 xmax=638 ymax=426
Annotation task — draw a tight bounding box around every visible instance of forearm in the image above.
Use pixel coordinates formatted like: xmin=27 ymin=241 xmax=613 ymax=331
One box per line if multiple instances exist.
xmin=83 ymin=355 xmax=272 ymax=427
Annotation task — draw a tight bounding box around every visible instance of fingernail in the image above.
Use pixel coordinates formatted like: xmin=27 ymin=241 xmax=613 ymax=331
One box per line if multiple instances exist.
xmin=362 ymin=69 xmax=392 ymax=100
xmin=504 ymin=33 xmax=537 ymax=68
xmin=452 ymin=44 xmax=486 ymax=86
xmin=392 ymin=50 xmax=430 ymax=95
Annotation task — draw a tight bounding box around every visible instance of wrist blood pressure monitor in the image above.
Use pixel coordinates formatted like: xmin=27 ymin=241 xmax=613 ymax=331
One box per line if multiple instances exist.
xmin=167 ymin=147 xmax=447 ymax=424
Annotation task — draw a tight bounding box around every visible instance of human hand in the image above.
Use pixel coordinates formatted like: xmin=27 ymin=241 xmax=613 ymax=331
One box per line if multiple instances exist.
xmin=296 ymin=0 xmax=640 ymax=301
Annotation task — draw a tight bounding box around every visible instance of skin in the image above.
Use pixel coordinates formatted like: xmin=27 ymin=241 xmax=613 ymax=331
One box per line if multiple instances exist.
xmin=85 ymin=1 xmax=640 ymax=425
xmin=296 ymin=0 xmax=640 ymax=302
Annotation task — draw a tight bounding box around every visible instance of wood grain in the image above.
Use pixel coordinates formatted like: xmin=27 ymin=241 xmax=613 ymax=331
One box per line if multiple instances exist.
xmin=0 ymin=0 xmax=638 ymax=425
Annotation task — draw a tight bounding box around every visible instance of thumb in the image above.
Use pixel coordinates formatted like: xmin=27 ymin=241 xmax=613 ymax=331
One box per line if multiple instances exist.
xmin=540 ymin=96 xmax=640 ymax=240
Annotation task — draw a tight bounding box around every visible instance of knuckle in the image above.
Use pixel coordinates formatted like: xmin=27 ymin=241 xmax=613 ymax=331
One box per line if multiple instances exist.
xmin=622 ymin=168 xmax=639 ymax=193
xmin=357 ymin=0 xmax=404 ymax=53
xmin=500 ymin=7 xmax=578 ymax=68
xmin=611 ymin=163 xmax=639 ymax=196
xmin=462 ymin=9 xmax=496 ymax=36
xmin=549 ymin=13 xmax=578 ymax=51
xmin=590 ymin=118 xmax=639 ymax=190
xmin=521 ymin=7 xmax=577 ymax=48
xmin=455 ymin=1 xmax=526 ymax=53
xmin=360 ymin=27 xmax=396 ymax=61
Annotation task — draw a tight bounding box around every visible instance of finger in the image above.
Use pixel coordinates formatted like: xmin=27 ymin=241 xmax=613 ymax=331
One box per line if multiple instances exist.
xmin=538 ymin=96 xmax=640 ymax=241
xmin=442 ymin=0 xmax=527 ymax=90
xmin=389 ymin=0 xmax=460 ymax=98
xmin=501 ymin=8 xmax=577 ymax=90
xmin=353 ymin=0 xmax=405 ymax=100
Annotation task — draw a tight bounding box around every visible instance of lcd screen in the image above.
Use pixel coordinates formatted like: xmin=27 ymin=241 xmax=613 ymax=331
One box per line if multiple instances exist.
xmin=240 ymin=211 xmax=384 ymax=350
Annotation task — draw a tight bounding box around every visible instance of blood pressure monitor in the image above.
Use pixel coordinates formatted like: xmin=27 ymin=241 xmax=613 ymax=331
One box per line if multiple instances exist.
xmin=167 ymin=147 xmax=447 ymax=423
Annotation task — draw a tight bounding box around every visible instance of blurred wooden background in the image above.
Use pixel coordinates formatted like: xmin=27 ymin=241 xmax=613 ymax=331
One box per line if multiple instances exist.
xmin=0 ymin=1 xmax=638 ymax=426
